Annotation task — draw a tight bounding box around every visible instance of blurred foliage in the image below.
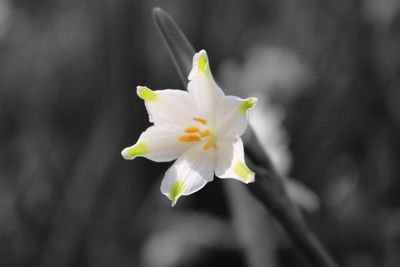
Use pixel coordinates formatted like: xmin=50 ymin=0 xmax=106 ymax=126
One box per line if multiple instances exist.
xmin=0 ymin=0 xmax=400 ymax=267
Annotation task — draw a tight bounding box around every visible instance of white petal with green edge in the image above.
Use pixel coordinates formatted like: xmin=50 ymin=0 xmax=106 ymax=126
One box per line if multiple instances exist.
xmin=121 ymin=126 xmax=192 ymax=162
xmin=137 ymin=87 xmax=198 ymax=129
xmin=188 ymin=50 xmax=224 ymax=118
xmin=215 ymin=138 xmax=255 ymax=183
xmin=215 ymin=95 xmax=257 ymax=138
xmin=160 ymin=145 xmax=215 ymax=206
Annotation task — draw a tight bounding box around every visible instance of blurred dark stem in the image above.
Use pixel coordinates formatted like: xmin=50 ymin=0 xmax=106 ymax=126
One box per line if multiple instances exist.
xmin=152 ymin=8 xmax=195 ymax=88
xmin=247 ymin=164 xmax=338 ymax=267
xmin=152 ymin=7 xmax=339 ymax=267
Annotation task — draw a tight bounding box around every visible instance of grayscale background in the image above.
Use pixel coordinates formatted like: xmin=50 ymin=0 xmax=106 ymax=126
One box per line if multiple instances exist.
xmin=0 ymin=0 xmax=400 ymax=266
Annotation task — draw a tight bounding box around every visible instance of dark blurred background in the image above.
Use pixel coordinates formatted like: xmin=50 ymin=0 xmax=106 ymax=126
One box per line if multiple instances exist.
xmin=1 ymin=0 xmax=400 ymax=266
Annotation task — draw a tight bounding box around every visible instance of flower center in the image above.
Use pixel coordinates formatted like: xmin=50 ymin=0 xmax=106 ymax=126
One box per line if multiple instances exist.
xmin=177 ymin=117 xmax=215 ymax=150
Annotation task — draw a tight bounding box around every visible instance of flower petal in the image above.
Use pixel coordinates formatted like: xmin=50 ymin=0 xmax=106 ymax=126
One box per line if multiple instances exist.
xmin=121 ymin=126 xmax=192 ymax=162
xmin=137 ymin=86 xmax=198 ymax=128
xmin=215 ymin=138 xmax=255 ymax=183
xmin=160 ymin=145 xmax=215 ymax=206
xmin=215 ymin=95 xmax=257 ymax=138
xmin=187 ymin=50 xmax=224 ymax=120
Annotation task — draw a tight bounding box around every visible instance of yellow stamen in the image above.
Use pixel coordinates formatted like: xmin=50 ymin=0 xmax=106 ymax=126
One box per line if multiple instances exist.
xmin=203 ymin=139 xmax=215 ymax=150
xmin=193 ymin=117 xmax=208 ymax=125
xmin=200 ymin=129 xmax=212 ymax=137
xmin=184 ymin=126 xmax=200 ymax=133
xmin=178 ymin=134 xmax=201 ymax=142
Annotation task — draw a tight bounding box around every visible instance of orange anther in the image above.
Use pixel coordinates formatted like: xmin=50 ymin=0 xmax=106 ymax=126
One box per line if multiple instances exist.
xmin=200 ymin=129 xmax=212 ymax=137
xmin=203 ymin=140 xmax=215 ymax=150
xmin=178 ymin=134 xmax=201 ymax=142
xmin=184 ymin=126 xmax=200 ymax=133
xmin=193 ymin=117 xmax=208 ymax=125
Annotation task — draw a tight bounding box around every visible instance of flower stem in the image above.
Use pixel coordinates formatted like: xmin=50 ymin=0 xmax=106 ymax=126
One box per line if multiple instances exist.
xmin=152 ymin=7 xmax=339 ymax=267
xmin=247 ymin=165 xmax=338 ymax=267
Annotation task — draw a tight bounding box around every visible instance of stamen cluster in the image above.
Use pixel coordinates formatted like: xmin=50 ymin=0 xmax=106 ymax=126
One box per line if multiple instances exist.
xmin=177 ymin=117 xmax=215 ymax=150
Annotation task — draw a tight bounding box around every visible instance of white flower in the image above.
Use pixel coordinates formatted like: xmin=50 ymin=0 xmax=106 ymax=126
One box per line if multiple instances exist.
xmin=121 ymin=50 xmax=257 ymax=206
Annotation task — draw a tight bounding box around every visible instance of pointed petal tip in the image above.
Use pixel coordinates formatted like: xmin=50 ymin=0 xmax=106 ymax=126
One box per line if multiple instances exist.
xmin=170 ymin=180 xmax=184 ymax=205
xmin=194 ymin=49 xmax=209 ymax=68
xmin=136 ymin=85 xmax=146 ymax=91
xmin=188 ymin=50 xmax=211 ymax=81
xmin=233 ymin=161 xmax=255 ymax=183
xmin=171 ymin=199 xmax=177 ymax=207
xmin=197 ymin=49 xmax=207 ymax=56
xmin=240 ymin=97 xmax=258 ymax=114
xmin=164 ymin=192 xmax=179 ymax=207
xmin=237 ymin=171 xmax=255 ymax=184
xmin=121 ymin=143 xmax=148 ymax=160
xmin=244 ymin=173 xmax=255 ymax=184
xmin=137 ymin=86 xmax=157 ymax=101
xmin=121 ymin=147 xmax=133 ymax=160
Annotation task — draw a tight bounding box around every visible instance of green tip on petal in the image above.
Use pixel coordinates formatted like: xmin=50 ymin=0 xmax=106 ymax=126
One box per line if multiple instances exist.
xmin=137 ymin=86 xmax=157 ymax=101
xmin=169 ymin=180 xmax=185 ymax=207
xmin=121 ymin=142 xmax=148 ymax=159
xmin=239 ymin=97 xmax=258 ymax=114
xmin=197 ymin=51 xmax=209 ymax=72
xmin=234 ymin=161 xmax=253 ymax=183
xmin=198 ymin=55 xmax=207 ymax=72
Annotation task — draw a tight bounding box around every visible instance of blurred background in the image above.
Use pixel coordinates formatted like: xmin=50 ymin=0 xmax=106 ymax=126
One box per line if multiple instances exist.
xmin=1 ymin=0 xmax=400 ymax=266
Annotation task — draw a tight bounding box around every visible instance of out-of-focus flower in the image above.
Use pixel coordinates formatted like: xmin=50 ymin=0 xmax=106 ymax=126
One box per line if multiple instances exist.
xmin=250 ymin=100 xmax=291 ymax=175
xmin=219 ymin=46 xmax=313 ymax=104
xmin=220 ymin=45 xmax=319 ymax=212
xmin=122 ymin=50 xmax=257 ymax=206
xmin=363 ymin=0 xmax=400 ymax=29
xmin=220 ymin=46 xmax=313 ymax=175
